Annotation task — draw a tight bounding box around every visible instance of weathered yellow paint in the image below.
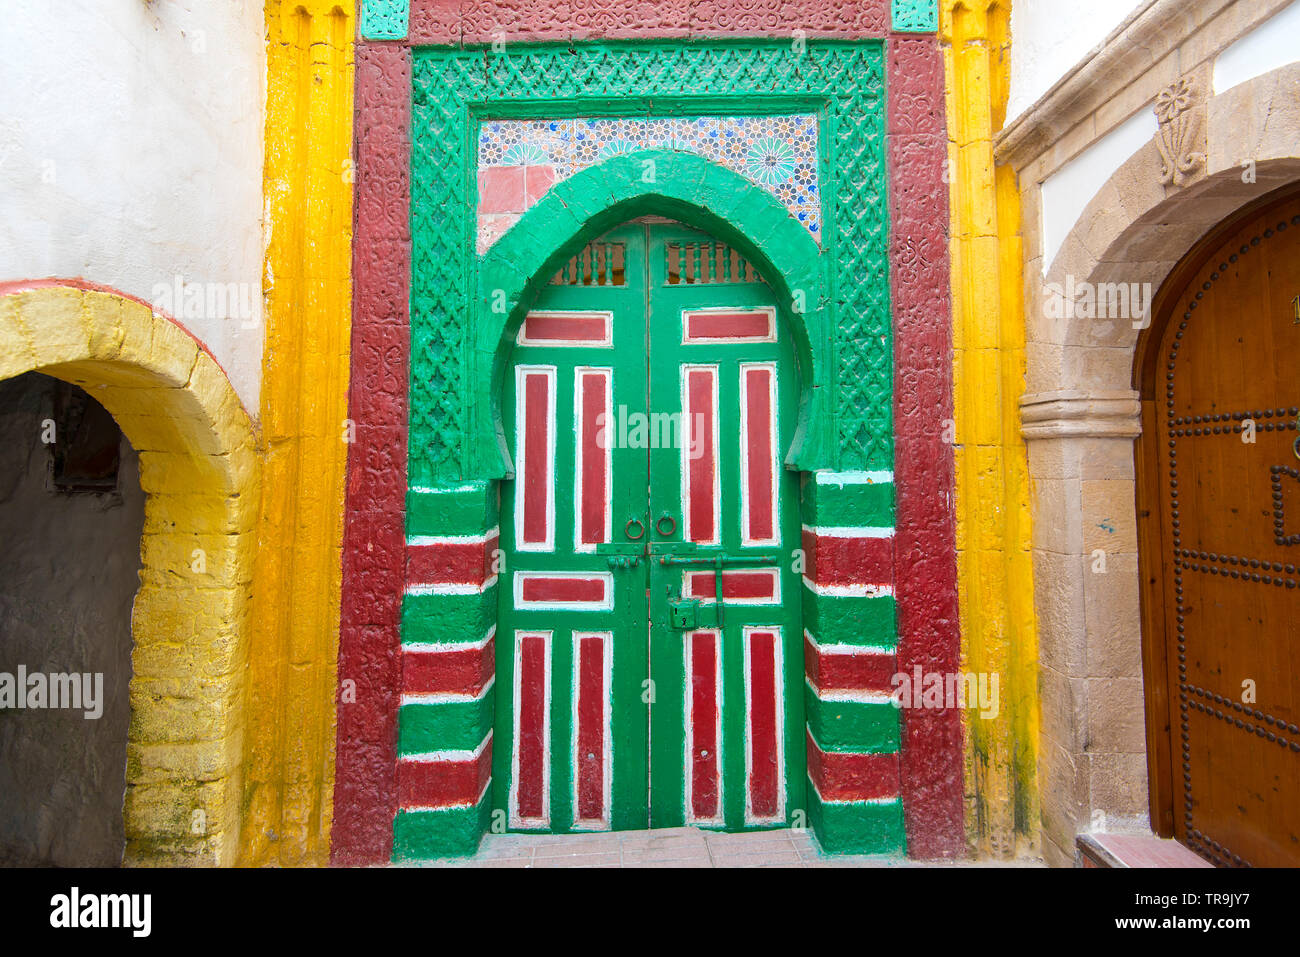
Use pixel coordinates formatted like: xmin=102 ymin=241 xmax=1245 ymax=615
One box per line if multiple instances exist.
xmin=240 ymin=0 xmax=354 ymax=866
xmin=942 ymin=0 xmax=1041 ymax=857
xmin=0 ymin=284 xmax=259 ymax=865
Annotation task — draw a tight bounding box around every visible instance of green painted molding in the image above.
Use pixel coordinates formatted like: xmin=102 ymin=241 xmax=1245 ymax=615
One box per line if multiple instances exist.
xmin=359 ymin=0 xmax=408 ymax=41
xmin=474 ymin=149 xmax=832 ymax=479
xmin=802 ymin=592 xmax=897 ymax=648
xmin=804 ymin=689 xmax=902 ymax=750
xmin=802 ymin=475 xmax=895 ymax=528
xmin=402 ymin=588 xmax=498 ymax=645
xmin=406 ymin=481 xmax=498 ymax=536
xmin=808 ymin=794 xmax=906 ymax=854
xmin=400 ymin=696 xmax=495 ymax=752
xmin=394 ymin=800 xmax=492 ymax=859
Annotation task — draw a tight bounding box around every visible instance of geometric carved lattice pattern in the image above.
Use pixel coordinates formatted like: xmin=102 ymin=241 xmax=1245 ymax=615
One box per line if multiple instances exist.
xmin=360 ymin=0 xmax=409 ymax=41
xmin=891 ymin=0 xmax=938 ymax=33
xmin=411 ymin=42 xmax=891 ymax=483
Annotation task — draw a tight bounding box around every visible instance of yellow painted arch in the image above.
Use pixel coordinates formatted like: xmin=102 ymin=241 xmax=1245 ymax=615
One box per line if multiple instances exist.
xmin=0 ymin=283 xmax=259 ymax=865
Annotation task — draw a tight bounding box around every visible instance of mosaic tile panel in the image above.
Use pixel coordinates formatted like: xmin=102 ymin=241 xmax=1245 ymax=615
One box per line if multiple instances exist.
xmin=475 ymin=115 xmax=821 ymax=253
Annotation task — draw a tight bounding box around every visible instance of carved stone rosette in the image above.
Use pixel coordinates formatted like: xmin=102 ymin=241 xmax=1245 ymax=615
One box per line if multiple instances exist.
xmin=1154 ymin=76 xmax=1207 ymax=188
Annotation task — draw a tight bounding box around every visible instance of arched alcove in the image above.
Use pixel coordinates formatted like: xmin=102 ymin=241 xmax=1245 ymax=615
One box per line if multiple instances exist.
xmin=474 ymin=150 xmax=832 ymax=478
xmin=0 ymin=282 xmax=259 ymax=865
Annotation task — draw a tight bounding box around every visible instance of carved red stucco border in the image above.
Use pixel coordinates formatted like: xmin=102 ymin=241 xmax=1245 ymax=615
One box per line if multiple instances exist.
xmin=887 ymin=34 xmax=963 ymax=859
xmin=333 ymin=41 xmax=411 ymax=865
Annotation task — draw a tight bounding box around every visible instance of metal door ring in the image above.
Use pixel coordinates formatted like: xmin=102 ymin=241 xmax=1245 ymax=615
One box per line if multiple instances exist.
xmin=656 ymin=514 xmax=677 ymax=537
xmin=625 ymin=518 xmax=646 ymax=541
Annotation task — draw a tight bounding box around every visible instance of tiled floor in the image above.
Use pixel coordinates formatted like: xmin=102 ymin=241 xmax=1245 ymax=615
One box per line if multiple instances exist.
xmin=408 ymin=827 xmax=1045 ymax=868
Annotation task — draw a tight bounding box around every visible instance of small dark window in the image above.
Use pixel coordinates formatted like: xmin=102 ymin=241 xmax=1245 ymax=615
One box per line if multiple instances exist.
xmin=49 ymin=380 xmax=122 ymax=492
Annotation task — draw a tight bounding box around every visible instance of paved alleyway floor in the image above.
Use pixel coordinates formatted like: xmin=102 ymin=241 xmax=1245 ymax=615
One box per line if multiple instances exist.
xmin=408 ymin=826 xmax=1046 ymax=868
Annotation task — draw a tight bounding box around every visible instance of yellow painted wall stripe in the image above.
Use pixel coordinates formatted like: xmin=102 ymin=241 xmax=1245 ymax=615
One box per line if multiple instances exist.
xmin=942 ymin=0 xmax=1041 ymax=857
xmin=241 ymin=0 xmax=355 ymax=866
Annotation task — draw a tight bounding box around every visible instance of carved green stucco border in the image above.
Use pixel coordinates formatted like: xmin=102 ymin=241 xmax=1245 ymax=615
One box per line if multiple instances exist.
xmin=474 ymin=150 xmax=829 ymax=477
xmin=410 ymin=40 xmax=891 ymax=484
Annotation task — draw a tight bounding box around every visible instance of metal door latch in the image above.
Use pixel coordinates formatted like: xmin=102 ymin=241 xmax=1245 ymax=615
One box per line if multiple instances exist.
xmin=598 ymin=542 xmax=644 ymax=570
xmin=669 ymin=597 xmax=701 ymax=630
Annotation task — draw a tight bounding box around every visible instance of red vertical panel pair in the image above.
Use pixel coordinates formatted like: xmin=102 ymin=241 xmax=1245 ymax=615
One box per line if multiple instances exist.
xmin=513 ymin=631 xmax=610 ymax=827
xmin=686 ymin=629 xmax=783 ymax=823
xmin=685 ymin=366 xmax=777 ymax=547
xmin=519 ymin=368 xmax=609 ymax=552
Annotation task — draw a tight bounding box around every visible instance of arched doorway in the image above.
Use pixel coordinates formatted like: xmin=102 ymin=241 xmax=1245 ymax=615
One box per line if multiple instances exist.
xmin=0 ymin=283 xmax=259 ymax=865
xmin=494 ymin=219 xmax=805 ymax=832
xmin=390 ymin=147 xmax=911 ymax=860
xmin=0 ymin=372 xmax=142 ymax=865
xmin=1137 ymin=186 xmax=1300 ymax=866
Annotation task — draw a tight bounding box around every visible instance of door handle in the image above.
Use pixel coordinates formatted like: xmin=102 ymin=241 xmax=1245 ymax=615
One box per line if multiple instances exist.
xmin=655 ymin=513 xmax=677 ymax=538
xmin=657 ymin=552 xmax=782 ymax=630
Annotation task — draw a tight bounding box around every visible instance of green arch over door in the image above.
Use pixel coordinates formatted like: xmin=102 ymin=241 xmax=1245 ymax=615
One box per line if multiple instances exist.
xmin=472 ymin=149 xmax=833 ymax=478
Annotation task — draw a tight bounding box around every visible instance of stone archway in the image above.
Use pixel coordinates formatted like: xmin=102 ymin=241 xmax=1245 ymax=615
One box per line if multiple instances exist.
xmin=1017 ymin=63 xmax=1300 ymax=860
xmin=0 ymin=282 xmax=258 ymax=865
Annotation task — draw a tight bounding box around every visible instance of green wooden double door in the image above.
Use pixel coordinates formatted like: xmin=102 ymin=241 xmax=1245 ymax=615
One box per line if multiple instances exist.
xmin=494 ymin=222 xmax=804 ymax=832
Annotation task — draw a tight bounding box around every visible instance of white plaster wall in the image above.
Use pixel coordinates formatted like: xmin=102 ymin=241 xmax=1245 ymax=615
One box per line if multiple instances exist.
xmin=1040 ymin=108 xmax=1159 ymax=272
xmin=1007 ymin=0 xmax=1145 ymax=121
xmin=1213 ymin=0 xmax=1300 ymax=93
xmin=0 ymin=1 xmax=265 ymax=411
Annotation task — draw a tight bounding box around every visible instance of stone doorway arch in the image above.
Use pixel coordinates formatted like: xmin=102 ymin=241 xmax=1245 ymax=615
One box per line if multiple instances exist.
xmin=0 ymin=282 xmax=258 ymax=865
xmin=1014 ymin=62 xmax=1300 ymax=863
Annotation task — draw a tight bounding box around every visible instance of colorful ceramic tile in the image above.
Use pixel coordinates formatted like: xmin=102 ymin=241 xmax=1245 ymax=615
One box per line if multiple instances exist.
xmin=476 ymin=114 xmax=822 ymax=251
